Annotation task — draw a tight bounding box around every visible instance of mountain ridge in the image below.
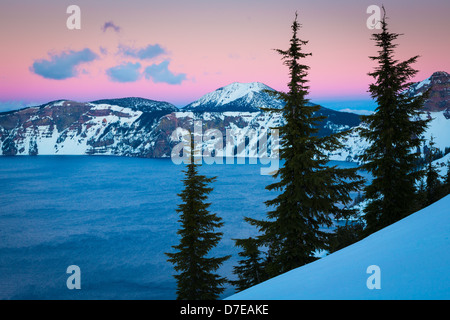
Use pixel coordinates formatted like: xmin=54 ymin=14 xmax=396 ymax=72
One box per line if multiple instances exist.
xmin=0 ymin=73 xmax=448 ymax=160
xmin=0 ymin=81 xmax=361 ymax=157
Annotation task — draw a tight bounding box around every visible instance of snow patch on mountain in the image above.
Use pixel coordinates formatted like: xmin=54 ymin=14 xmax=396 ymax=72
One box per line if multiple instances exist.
xmin=91 ymin=97 xmax=178 ymax=112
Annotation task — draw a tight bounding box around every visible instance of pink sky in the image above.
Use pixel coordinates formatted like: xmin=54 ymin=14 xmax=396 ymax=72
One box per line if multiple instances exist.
xmin=0 ymin=0 xmax=449 ymax=111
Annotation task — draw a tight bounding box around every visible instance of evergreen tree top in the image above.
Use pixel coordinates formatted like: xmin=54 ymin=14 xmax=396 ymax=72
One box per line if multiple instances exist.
xmin=359 ymin=6 xmax=430 ymax=234
xmin=245 ymin=12 xmax=363 ymax=278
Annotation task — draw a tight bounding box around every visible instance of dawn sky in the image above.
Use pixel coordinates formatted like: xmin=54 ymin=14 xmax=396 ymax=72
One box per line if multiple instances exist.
xmin=0 ymin=0 xmax=449 ymax=113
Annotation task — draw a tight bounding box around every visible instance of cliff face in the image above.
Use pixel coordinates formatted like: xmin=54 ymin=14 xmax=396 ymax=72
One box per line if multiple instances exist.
xmin=0 ymin=104 xmax=356 ymax=158
xmin=407 ymin=71 xmax=450 ymax=112
xmin=0 ymin=99 xmax=174 ymax=156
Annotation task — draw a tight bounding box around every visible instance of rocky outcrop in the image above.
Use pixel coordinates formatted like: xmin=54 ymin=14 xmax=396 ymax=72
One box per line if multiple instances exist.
xmin=407 ymin=71 xmax=450 ymax=112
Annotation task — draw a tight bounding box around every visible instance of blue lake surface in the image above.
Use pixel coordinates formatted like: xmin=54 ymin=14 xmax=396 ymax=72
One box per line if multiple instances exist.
xmin=0 ymin=156 xmax=366 ymax=299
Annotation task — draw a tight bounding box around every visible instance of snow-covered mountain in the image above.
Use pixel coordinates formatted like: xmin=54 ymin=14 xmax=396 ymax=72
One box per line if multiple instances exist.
xmin=0 ymin=98 xmax=178 ymax=156
xmin=0 ymin=73 xmax=448 ymax=161
xmin=227 ymin=194 xmax=450 ymax=300
xmin=0 ymin=82 xmax=360 ymax=157
xmin=183 ymin=82 xmax=284 ymax=112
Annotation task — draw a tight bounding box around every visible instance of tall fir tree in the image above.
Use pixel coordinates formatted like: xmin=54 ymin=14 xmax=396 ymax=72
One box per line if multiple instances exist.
xmin=166 ymin=135 xmax=230 ymax=300
xmin=245 ymin=13 xmax=363 ymax=278
xmin=360 ymin=7 xmax=430 ymax=234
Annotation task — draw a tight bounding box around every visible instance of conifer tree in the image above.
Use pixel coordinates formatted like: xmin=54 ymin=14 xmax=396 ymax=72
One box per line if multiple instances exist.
xmin=246 ymin=13 xmax=363 ymax=278
xmin=417 ymin=179 xmax=427 ymax=208
xmin=444 ymin=161 xmax=450 ymax=196
xmin=360 ymin=7 xmax=429 ymax=234
xmin=166 ymin=136 xmax=230 ymax=300
xmin=231 ymin=237 xmax=266 ymax=292
xmin=425 ymin=136 xmax=441 ymax=205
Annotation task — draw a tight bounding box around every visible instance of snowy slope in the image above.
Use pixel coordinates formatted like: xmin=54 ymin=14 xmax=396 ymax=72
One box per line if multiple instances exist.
xmin=421 ymin=111 xmax=450 ymax=152
xmin=434 ymin=153 xmax=450 ymax=177
xmin=227 ymin=195 xmax=450 ymax=300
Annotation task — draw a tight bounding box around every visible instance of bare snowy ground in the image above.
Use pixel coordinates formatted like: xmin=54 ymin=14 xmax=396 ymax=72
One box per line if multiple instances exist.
xmin=228 ymin=195 xmax=450 ymax=300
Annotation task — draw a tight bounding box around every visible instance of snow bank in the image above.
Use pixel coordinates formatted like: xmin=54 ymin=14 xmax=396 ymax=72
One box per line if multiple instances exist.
xmin=227 ymin=195 xmax=450 ymax=300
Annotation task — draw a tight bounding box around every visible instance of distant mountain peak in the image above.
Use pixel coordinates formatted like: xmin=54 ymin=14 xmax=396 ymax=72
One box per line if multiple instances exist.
xmin=214 ymin=82 xmax=274 ymax=105
xmin=431 ymin=71 xmax=449 ymax=78
xmin=218 ymin=81 xmax=273 ymax=92
xmin=183 ymin=81 xmax=281 ymax=112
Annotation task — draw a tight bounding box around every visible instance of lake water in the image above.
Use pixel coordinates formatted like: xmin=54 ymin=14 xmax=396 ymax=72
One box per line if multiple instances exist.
xmin=0 ymin=156 xmax=366 ymax=299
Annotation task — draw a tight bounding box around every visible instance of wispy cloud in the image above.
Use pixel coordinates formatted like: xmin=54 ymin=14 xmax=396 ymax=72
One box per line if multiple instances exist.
xmin=144 ymin=60 xmax=186 ymax=85
xmin=102 ymin=21 xmax=121 ymax=33
xmin=30 ymin=49 xmax=98 ymax=80
xmin=119 ymin=44 xmax=166 ymax=60
xmin=106 ymin=62 xmax=142 ymax=83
